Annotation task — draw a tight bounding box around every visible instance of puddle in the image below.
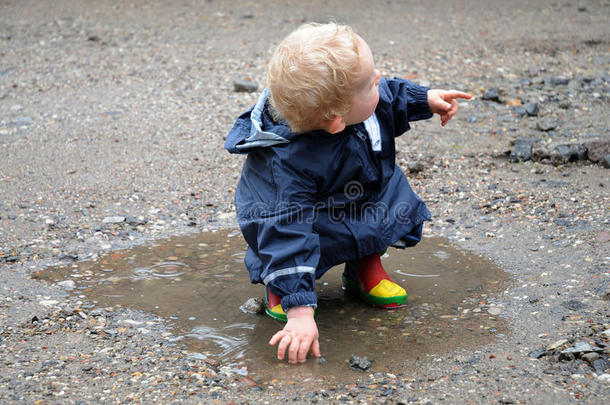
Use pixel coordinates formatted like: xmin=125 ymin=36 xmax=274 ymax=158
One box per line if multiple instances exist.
xmin=36 ymin=230 xmax=508 ymax=386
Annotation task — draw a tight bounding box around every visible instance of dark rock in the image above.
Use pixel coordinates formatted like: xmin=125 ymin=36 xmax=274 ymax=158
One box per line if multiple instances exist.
xmin=537 ymin=118 xmax=558 ymax=132
xmin=561 ymin=300 xmax=587 ymax=311
xmin=510 ymin=106 xmax=527 ymax=118
xmin=528 ymin=348 xmax=547 ymax=359
xmin=583 ymin=140 xmax=610 ymax=163
xmin=407 ymin=161 xmax=425 ymax=173
xmin=592 ymin=358 xmax=609 ymax=374
xmin=510 ymin=138 xmax=538 ymax=162
xmin=553 ymin=144 xmax=587 ymax=164
xmin=528 ymin=296 xmax=540 ymax=304
xmin=547 ymin=76 xmax=570 ymax=86
xmin=349 ymin=355 xmax=371 ymax=371
xmin=482 ymin=88 xmax=501 ymax=103
xmin=125 ymin=215 xmax=147 ymax=226
xmin=233 ymin=79 xmax=258 ymax=93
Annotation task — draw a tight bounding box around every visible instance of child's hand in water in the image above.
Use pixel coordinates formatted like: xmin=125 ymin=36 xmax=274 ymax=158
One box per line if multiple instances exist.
xmin=269 ymin=306 xmax=321 ymax=363
xmin=427 ymin=89 xmax=472 ymax=126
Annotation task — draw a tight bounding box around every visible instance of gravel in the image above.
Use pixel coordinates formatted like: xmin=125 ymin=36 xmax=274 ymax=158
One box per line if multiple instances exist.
xmin=1 ymin=0 xmax=609 ymax=403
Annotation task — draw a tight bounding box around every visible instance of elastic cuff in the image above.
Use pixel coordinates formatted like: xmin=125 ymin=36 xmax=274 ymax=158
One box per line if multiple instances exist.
xmin=281 ymin=291 xmax=318 ymax=312
xmin=409 ymin=85 xmax=434 ymax=121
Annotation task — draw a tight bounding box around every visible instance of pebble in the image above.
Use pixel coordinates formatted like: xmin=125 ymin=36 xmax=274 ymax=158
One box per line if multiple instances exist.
xmin=57 ymin=280 xmax=76 ymax=290
xmin=536 ymin=118 xmax=559 ymax=132
xmin=524 ymin=102 xmax=539 ymax=116
xmin=561 ymin=300 xmax=587 ymax=311
xmin=597 ymin=373 xmax=610 ymax=383
xmin=233 ymin=79 xmax=258 ymax=93
xmin=481 ymin=87 xmax=501 ymax=103
xmin=407 ymin=161 xmax=425 ymax=173
xmin=487 ymin=307 xmax=502 ymax=316
xmin=554 ymin=144 xmax=587 ymax=163
xmin=102 ymin=216 xmax=126 ymax=224
xmin=349 ymin=355 xmax=372 ymax=371
xmin=581 ymin=352 xmax=600 ymax=363
xmin=546 ymin=339 xmax=568 ymax=351
xmin=240 ymin=297 xmax=265 ymax=314
xmin=561 ymin=342 xmax=601 ymax=354
xmin=510 ymin=138 xmax=537 ymax=162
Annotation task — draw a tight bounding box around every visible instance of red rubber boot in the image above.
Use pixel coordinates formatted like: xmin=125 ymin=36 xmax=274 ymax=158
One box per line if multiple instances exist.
xmin=342 ymin=253 xmax=407 ymax=308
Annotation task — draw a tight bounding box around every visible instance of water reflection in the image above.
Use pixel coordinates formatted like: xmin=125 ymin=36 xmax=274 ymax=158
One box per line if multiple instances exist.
xmin=36 ymin=231 xmax=508 ymax=384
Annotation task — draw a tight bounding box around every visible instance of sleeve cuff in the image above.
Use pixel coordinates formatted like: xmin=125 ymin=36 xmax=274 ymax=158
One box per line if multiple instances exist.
xmin=281 ymin=291 xmax=318 ymax=312
xmin=408 ymin=84 xmax=433 ymax=121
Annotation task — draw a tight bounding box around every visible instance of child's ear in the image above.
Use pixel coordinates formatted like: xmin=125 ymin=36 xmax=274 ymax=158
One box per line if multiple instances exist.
xmin=326 ymin=116 xmax=346 ymax=134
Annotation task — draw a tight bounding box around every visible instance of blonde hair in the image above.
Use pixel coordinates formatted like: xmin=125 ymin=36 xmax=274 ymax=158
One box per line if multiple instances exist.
xmin=267 ymin=23 xmax=361 ymax=133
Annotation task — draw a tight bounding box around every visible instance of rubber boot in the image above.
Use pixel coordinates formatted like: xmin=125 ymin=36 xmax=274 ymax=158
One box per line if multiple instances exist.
xmin=342 ymin=253 xmax=407 ymax=308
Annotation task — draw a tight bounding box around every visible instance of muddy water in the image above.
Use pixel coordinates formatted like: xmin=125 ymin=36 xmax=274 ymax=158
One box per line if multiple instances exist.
xmin=37 ymin=230 xmax=508 ymax=385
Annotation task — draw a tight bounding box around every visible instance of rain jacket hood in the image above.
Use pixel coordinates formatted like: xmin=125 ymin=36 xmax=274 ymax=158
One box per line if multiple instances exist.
xmin=225 ymin=78 xmax=433 ymax=311
xmin=225 ymin=88 xmax=302 ymax=154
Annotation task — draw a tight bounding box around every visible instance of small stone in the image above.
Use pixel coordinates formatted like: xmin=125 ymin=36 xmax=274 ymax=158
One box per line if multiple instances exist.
xmin=407 ymin=161 xmax=425 ymax=173
xmin=528 ymin=348 xmax=547 ymax=359
xmin=561 ymin=300 xmax=587 ymax=311
xmin=528 ymin=296 xmax=540 ymax=304
xmin=481 ymin=87 xmax=501 ymax=103
xmin=102 ymin=216 xmax=125 ymax=224
xmin=487 ymin=307 xmax=502 ymax=316
xmin=592 ymin=358 xmax=609 ymax=374
xmin=510 ymin=106 xmax=527 ymax=118
xmin=349 ymin=355 xmax=371 ymax=371
xmin=561 ymin=341 xmax=602 ymax=354
xmin=506 ymin=98 xmax=522 ymax=107
xmin=548 ymin=76 xmax=570 ymax=86
xmin=597 ymin=373 xmax=610 ymax=383
xmin=537 ymin=117 xmax=558 ymax=132
xmin=524 ymin=102 xmax=539 ymax=116
xmin=600 ymin=329 xmax=610 ymax=338
xmin=581 ymin=352 xmax=600 ymax=363
xmin=547 ymin=339 xmax=569 ymax=351
xmin=510 ymin=138 xmax=538 ymax=162
xmin=583 ymin=140 xmax=610 ymax=163
xmin=57 ymin=280 xmax=76 ymax=290
xmin=125 ymin=215 xmax=147 ymax=226
xmin=240 ymin=297 xmax=264 ymax=314
xmin=602 ymin=155 xmax=610 ymax=169
xmin=233 ymin=79 xmax=258 ymax=93
xmin=554 ymin=144 xmax=587 ymax=163
xmin=205 ymin=358 xmax=220 ymax=368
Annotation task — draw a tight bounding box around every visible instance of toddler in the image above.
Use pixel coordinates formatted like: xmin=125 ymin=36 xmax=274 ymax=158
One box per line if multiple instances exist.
xmin=225 ymin=23 xmax=471 ymax=364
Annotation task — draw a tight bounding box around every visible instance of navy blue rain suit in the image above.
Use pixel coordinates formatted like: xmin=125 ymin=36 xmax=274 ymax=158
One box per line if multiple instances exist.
xmin=225 ymin=78 xmax=433 ymax=312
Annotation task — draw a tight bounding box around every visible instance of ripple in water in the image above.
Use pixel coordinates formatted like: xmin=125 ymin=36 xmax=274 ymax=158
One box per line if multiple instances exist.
xmin=132 ymin=261 xmax=189 ymax=280
xmin=186 ymin=323 xmax=255 ymax=360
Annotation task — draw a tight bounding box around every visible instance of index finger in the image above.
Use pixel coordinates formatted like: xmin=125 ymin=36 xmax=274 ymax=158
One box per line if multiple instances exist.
xmin=444 ymin=91 xmax=472 ymax=100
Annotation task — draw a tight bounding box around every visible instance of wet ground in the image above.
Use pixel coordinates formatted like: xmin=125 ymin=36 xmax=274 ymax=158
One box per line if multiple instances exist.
xmin=36 ymin=230 xmax=507 ymax=386
xmin=1 ymin=0 xmax=609 ymax=403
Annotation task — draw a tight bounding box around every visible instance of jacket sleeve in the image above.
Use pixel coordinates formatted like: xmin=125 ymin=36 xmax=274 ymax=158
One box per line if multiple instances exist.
xmin=383 ymin=78 xmax=433 ymax=136
xmin=237 ymin=152 xmax=320 ymax=311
